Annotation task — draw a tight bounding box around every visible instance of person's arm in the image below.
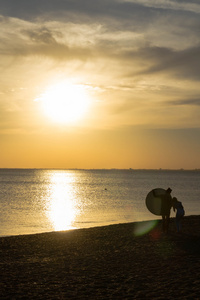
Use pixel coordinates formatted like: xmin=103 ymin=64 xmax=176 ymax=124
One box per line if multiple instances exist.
xmin=172 ymin=201 xmax=176 ymax=212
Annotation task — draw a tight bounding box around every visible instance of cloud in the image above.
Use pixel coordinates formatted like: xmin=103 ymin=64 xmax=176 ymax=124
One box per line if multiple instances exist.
xmin=1 ymin=13 xmax=199 ymax=81
xmin=125 ymin=0 xmax=200 ymax=14
xmin=1 ymin=1 xmax=200 ymax=30
xmin=23 ymin=27 xmax=58 ymax=44
xmin=0 ymin=18 xmax=96 ymax=60
xmin=0 ymin=0 xmax=145 ymax=21
xmin=1 ymin=0 xmax=200 ymax=55
xmin=168 ymin=98 xmax=200 ymax=106
xmin=125 ymin=45 xmax=200 ymax=81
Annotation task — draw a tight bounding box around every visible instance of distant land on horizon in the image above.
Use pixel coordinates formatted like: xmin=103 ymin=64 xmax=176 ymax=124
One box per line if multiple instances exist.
xmin=1 ymin=168 xmax=200 ymax=171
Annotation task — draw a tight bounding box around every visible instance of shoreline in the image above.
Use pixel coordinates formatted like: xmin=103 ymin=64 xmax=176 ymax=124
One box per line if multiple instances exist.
xmin=0 ymin=217 xmax=161 ymax=239
xmin=1 ymin=215 xmax=200 ymax=299
xmin=0 ymin=214 xmax=197 ymax=239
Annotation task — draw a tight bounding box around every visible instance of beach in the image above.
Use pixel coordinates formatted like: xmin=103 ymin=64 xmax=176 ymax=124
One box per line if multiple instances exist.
xmin=1 ymin=215 xmax=200 ymax=299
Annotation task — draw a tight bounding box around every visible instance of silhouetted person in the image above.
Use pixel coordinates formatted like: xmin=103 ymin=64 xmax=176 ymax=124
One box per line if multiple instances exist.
xmin=173 ymin=197 xmax=185 ymax=233
xmin=153 ymin=187 xmax=173 ymax=233
xmin=160 ymin=188 xmax=173 ymax=233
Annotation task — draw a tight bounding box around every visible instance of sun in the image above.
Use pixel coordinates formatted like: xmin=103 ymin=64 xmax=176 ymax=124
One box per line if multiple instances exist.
xmin=39 ymin=81 xmax=90 ymax=123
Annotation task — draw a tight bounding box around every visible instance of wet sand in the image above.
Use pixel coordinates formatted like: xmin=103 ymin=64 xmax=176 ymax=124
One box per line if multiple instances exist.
xmin=1 ymin=215 xmax=200 ymax=299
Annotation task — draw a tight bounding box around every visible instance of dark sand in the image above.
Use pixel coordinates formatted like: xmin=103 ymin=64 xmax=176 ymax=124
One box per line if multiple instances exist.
xmin=1 ymin=215 xmax=200 ymax=299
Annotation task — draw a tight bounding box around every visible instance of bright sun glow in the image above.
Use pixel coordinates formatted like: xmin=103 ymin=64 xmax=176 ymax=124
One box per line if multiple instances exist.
xmin=39 ymin=81 xmax=90 ymax=123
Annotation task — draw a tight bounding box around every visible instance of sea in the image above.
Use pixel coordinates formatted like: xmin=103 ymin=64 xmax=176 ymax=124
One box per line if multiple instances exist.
xmin=0 ymin=169 xmax=199 ymax=236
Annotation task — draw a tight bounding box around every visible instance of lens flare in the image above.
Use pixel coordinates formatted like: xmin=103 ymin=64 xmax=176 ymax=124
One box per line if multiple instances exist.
xmin=134 ymin=220 xmax=158 ymax=236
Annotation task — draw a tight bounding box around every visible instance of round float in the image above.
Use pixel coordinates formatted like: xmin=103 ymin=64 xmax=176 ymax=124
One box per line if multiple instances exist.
xmin=145 ymin=188 xmax=166 ymax=216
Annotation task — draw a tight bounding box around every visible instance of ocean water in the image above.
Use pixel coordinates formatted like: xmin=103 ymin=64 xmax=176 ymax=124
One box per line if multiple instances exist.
xmin=0 ymin=169 xmax=199 ymax=236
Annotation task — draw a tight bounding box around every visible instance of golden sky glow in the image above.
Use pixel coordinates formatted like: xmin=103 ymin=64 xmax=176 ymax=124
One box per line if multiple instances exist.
xmin=0 ymin=0 xmax=200 ymax=169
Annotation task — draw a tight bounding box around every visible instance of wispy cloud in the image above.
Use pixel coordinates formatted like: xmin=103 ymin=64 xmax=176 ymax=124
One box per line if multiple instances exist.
xmin=125 ymin=0 xmax=200 ymax=14
xmin=133 ymin=46 xmax=200 ymax=81
xmin=167 ymin=98 xmax=200 ymax=106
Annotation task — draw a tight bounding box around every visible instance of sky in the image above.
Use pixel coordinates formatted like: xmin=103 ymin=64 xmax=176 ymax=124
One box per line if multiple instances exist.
xmin=0 ymin=0 xmax=200 ymax=169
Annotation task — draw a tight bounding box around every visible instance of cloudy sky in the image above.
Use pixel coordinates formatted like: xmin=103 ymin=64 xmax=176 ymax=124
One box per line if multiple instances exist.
xmin=0 ymin=0 xmax=200 ymax=169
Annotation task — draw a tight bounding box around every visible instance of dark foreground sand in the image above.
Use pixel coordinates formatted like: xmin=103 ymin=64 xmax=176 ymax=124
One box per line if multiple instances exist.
xmin=1 ymin=216 xmax=200 ymax=299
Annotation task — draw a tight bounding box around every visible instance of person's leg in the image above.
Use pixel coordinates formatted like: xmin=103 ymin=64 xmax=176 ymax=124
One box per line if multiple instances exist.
xmin=176 ymin=215 xmax=183 ymax=232
xmin=165 ymin=212 xmax=170 ymax=233
xmin=179 ymin=216 xmax=183 ymax=232
xmin=162 ymin=215 xmax=165 ymax=232
xmin=176 ymin=215 xmax=179 ymax=232
xmin=162 ymin=215 xmax=166 ymax=232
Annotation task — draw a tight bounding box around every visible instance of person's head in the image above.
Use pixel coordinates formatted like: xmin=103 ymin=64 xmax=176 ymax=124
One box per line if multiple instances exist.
xmin=172 ymin=197 xmax=178 ymax=205
xmin=166 ymin=187 xmax=172 ymax=194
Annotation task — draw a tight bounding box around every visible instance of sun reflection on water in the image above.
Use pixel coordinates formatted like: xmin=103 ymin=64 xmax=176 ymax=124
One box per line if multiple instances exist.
xmin=47 ymin=171 xmax=78 ymax=231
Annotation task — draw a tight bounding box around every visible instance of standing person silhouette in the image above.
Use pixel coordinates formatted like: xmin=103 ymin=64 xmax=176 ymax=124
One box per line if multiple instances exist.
xmin=152 ymin=187 xmax=173 ymax=233
xmin=160 ymin=188 xmax=173 ymax=233
xmin=173 ymin=197 xmax=185 ymax=233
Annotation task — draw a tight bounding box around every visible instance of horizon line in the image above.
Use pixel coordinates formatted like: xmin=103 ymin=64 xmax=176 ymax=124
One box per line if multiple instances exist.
xmin=0 ymin=168 xmax=200 ymax=171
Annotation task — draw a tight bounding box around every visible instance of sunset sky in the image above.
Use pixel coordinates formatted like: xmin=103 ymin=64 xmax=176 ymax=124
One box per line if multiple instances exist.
xmin=0 ymin=0 xmax=200 ymax=169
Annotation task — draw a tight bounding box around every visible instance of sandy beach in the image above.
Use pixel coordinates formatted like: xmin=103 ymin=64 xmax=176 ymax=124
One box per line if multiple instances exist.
xmin=1 ymin=215 xmax=200 ymax=299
